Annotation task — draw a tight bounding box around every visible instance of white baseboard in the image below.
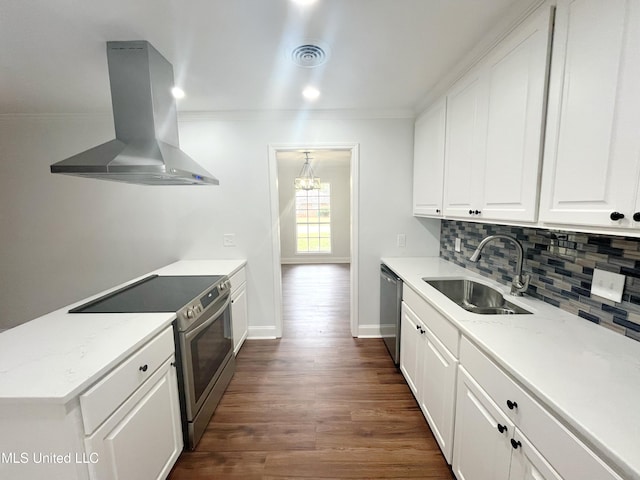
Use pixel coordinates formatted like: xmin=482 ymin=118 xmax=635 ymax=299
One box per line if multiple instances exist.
xmin=247 ymin=325 xmax=279 ymax=339
xmin=281 ymin=257 xmax=350 ymax=265
xmin=357 ymin=324 xmax=382 ymax=338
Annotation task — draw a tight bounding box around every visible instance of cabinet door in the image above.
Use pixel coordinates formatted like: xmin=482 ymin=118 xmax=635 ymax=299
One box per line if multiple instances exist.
xmin=399 ymin=303 xmax=422 ymax=397
xmin=539 ymin=0 xmax=640 ymax=228
xmin=232 ymin=283 xmax=248 ymax=354
xmin=413 ymin=99 xmax=446 ymax=217
xmin=509 ymin=429 xmax=562 ymax=480
xmin=481 ymin=6 xmax=553 ymax=222
xmin=453 ymin=367 xmax=513 ymax=480
xmin=443 ymin=67 xmax=487 ymax=219
xmin=419 ymin=325 xmax=458 ymax=464
xmin=85 ymin=359 xmax=183 ymax=480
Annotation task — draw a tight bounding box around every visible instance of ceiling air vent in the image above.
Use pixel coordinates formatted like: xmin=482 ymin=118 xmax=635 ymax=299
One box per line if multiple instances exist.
xmin=290 ymin=43 xmax=329 ymax=68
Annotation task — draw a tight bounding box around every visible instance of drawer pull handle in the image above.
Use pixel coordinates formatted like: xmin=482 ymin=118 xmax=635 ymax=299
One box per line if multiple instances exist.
xmin=511 ymin=439 xmax=522 ymax=450
xmin=497 ymin=423 xmax=507 ymax=434
xmin=506 ymin=399 xmax=518 ymax=410
xmin=634 ymin=212 xmax=640 ymax=222
xmin=610 ymin=211 xmax=625 ymax=221
xmin=139 ymin=364 xmax=148 ymax=373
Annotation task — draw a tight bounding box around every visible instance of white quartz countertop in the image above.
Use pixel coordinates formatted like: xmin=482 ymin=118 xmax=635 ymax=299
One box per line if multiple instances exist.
xmin=381 ymin=257 xmax=640 ymax=480
xmin=0 ymin=259 xmax=246 ymax=405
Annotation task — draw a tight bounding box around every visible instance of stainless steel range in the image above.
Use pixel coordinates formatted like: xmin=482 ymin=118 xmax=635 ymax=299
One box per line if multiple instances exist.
xmin=70 ymin=274 xmax=235 ymax=450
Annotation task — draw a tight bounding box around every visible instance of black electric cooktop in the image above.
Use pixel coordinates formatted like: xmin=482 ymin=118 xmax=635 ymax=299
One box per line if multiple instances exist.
xmin=69 ymin=275 xmax=224 ymax=313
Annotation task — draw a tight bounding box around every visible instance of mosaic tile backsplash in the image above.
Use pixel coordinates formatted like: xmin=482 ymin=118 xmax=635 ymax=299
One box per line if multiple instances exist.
xmin=440 ymin=220 xmax=640 ymax=342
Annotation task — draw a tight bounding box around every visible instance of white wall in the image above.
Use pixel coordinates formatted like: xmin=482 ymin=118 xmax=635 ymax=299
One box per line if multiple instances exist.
xmin=278 ymin=153 xmax=351 ymax=263
xmin=0 ymin=112 xmax=441 ymax=335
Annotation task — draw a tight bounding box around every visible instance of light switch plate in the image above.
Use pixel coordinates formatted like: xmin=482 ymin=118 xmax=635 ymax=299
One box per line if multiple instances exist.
xmin=397 ymin=234 xmax=406 ymax=248
xmin=591 ymin=269 xmax=625 ymax=303
xmin=223 ymin=234 xmax=236 ymax=247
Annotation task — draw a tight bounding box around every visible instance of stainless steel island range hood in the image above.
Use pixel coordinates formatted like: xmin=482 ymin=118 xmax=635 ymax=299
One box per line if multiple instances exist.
xmin=50 ymin=41 xmax=219 ymax=186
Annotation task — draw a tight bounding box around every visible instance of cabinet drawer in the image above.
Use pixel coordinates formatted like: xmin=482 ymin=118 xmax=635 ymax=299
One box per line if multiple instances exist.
xmin=229 ymin=267 xmax=246 ymax=291
xmin=460 ymin=336 xmax=623 ymax=480
xmin=403 ymin=286 xmax=459 ymax=356
xmin=80 ymin=326 xmax=175 ymax=435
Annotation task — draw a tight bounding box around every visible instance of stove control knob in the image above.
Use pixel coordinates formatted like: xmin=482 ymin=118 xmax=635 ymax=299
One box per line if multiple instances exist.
xmin=186 ymin=308 xmax=195 ymax=319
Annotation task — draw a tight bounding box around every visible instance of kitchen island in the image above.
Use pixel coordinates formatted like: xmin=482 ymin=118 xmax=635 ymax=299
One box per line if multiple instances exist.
xmin=0 ymin=259 xmax=245 ymax=480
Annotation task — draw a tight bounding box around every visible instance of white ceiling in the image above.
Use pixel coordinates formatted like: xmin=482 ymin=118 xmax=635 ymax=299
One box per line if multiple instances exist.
xmin=0 ymin=0 xmax=537 ymax=115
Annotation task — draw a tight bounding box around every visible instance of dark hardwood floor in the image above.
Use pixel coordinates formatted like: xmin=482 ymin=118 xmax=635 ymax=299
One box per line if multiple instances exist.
xmin=168 ymin=263 xmax=454 ymax=479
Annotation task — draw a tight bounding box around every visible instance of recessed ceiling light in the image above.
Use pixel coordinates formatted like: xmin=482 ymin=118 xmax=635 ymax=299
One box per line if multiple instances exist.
xmin=171 ymin=87 xmax=185 ymax=99
xmin=302 ymin=86 xmax=320 ymax=101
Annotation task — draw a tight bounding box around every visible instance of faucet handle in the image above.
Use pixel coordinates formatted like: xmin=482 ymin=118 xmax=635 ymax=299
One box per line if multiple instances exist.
xmin=510 ymin=274 xmax=530 ymax=296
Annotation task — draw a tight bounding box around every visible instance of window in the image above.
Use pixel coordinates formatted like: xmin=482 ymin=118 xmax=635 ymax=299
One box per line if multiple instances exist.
xmin=296 ymin=182 xmax=331 ymax=253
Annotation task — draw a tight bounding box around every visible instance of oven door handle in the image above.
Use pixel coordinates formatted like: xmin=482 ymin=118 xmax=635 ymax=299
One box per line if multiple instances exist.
xmin=184 ymin=294 xmax=232 ymax=342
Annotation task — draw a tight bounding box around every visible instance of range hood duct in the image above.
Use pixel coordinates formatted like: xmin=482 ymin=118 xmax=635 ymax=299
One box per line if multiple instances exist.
xmin=50 ymin=41 xmax=219 ymax=186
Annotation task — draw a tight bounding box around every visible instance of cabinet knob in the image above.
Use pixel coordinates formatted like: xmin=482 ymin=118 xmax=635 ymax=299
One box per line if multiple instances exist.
xmin=436 ymin=209 xmax=441 ymax=214
xmin=510 ymin=439 xmax=522 ymax=450
xmin=139 ymin=364 xmax=148 ymax=372
xmin=416 ymin=325 xmax=421 ymax=330
xmin=497 ymin=423 xmax=507 ymax=434
xmin=506 ymin=399 xmax=518 ymax=410
xmin=610 ymin=212 xmax=625 ymax=221
xmin=634 ymin=212 xmax=640 ymax=222
xmin=469 ymin=210 xmax=474 ymax=215
xmin=474 ymin=210 xmax=481 ymax=215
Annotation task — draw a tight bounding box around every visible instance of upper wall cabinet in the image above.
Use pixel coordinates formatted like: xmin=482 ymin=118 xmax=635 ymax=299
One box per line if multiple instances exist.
xmin=413 ymin=99 xmax=446 ymax=217
xmin=539 ymin=0 xmax=640 ymax=229
xmin=443 ymin=5 xmax=553 ymax=223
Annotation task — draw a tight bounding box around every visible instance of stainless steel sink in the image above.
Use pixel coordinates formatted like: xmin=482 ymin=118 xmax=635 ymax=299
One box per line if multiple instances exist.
xmin=423 ymin=279 xmax=531 ymax=315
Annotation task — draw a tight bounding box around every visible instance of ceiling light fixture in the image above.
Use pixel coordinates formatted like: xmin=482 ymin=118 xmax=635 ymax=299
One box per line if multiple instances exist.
xmin=295 ymin=151 xmax=320 ymax=190
xmin=302 ymin=86 xmax=320 ymax=101
xmin=171 ymin=87 xmax=185 ymax=99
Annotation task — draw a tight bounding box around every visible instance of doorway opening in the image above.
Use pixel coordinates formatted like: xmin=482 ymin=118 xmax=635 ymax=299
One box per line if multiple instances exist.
xmin=268 ymin=144 xmax=359 ymax=338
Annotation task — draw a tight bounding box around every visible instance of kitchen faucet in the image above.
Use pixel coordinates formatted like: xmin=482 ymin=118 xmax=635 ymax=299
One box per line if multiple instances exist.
xmin=469 ymin=234 xmax=530 ymax=296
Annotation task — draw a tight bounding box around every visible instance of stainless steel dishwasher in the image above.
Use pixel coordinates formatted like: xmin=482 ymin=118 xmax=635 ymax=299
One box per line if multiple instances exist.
xmin=380 ymin=264 xmax=403 ymax=365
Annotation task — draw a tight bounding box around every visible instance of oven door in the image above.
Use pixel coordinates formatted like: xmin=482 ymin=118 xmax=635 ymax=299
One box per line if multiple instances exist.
xmin=180 ymin=292 xmax=233 ymax=420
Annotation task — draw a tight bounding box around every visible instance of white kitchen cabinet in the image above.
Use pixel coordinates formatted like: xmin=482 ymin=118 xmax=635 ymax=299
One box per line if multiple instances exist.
xmin=457 ymin=336 xmax=624 ymax=480
xmin=509 ymin=429 xmax=563 ymax=480
xmin=400 ymin=302 xmax=421 ymax=397
xmin=81 ymin=325 xmax=183 ymax=480
xmin=443 ymin=65 xmax=487 ymax=219
xmin=85 ymin=358 xmax=183 ymax=480
xmin=539 ymin=0 xmax=640 ymax=229
xmin=418 ymin=321 xmax=458 ymax=463
xmin=400 ymin=286 xmax=459 ymax=464
xmin=454 ymin=367 xmax=563 ymax=480
xmin=230 ymin=267 xmax=248 ymax=354
xmin=443 ymin=5 xmax=552 ymax=223
xmin=413 ymin=99 xmax=446 ymax=217
xmin=0 ymin=325 xmax=183 ymax=480
xmin=480 ymin=6 xmax=553 ymax=222
xmin=453 ymin=367 xmax=513 ymax=480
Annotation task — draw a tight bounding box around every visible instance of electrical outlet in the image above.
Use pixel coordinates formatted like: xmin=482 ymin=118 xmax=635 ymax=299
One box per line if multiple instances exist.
xmin=591 ymin=269 xmax=625 ymax=303
xmin=223 ymin=234 xmax=236 ymax=247
xmin=455 ymin=238 xmax=462 ymax=252
xmin=397 ymin=234 xmax=406 ymax=248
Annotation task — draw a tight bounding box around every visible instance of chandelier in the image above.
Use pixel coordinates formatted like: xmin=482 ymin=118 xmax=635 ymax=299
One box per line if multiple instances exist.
xmin=294 ymin=151 xmax=320 ymax=190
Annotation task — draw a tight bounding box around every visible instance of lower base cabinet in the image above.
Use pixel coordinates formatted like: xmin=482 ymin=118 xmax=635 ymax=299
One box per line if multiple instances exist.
xmin=85 ymin=358 xmax=182 ymax=480
xmin=453 ymin=367 xmax=561 ymax=480
xmin=455 ymin=337 xmax=624 ymax=480
xmin=230 ymin=267 xmax=248 ymax=354
xmin=0 ymin=326 xmax=183 ymax=480
xmin=400 ymin=294 xmax=458 ymax=463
